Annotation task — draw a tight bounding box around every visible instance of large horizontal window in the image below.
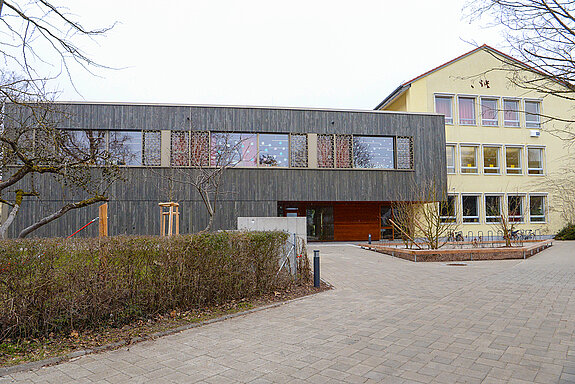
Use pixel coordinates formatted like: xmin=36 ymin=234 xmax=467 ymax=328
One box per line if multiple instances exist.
xmin=62 ymin=130 xmax=107 ymax=164
xmin=109 ymin=131 xmax=142 ymax=166
xmin=259 ymin=134 xmax=288 ymax=167
xmin=55 ymin=130 xmax=414 ymax=170
xmin=211 ymin=133 xmax=258 ymax=167
xmin=353 ymin=136 xmax=394 ymax=169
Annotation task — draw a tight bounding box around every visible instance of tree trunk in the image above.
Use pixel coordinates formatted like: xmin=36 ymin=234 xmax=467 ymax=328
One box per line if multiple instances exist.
xmin=0 ymin=201 xmax=20 ymax=239
xmin=0 ymin=189 xmax=29 ymax=239
xmin=18 ymin=195 xmax=107 ymax=238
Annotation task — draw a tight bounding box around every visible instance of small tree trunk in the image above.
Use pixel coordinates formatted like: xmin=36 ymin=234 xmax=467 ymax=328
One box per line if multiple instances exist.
xmin=0 ymin=189 xmax=29 ymax=239
xmin=0 ymin=202 xmax=20 ymax=239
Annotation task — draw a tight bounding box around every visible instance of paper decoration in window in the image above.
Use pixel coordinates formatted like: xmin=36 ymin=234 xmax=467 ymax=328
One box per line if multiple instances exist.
xmin=396 ymin=136 xmax=413 ymax=169
xmin=211 ymin=133 xmax=257 ymax=167
xmin=353 ymin=136 xmax=394 ymax=169
xmin=143 ymin=131 xmax=161 ymax=166
xmin=171 ymin=131 xmax=189 ymax=166
xmin=290 ymin=134 xmax=308 ymax=168
xmin=317 ymin=134 xmax=334 ymax=168
xmin=259 ymin=134 xmax=288 ymax=167
xmin=191 ymin=131 xmax=210 ymax=166
xmin=335 ymin=135 xmax=352 ymax=168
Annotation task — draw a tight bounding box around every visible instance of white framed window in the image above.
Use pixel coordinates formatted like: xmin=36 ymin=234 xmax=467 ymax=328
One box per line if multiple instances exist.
xmin=507 ymin=195 xmax=524 ymax=222
xmin=440 ymin=194 xmax=457 ymax=223
xmin=505 ymin=146 xmax=523 ymax=174
xmin=481 ymin=98 xmax=498 ymax=126
xmin=460 ymin=145 xmax=478 ymax=174
xmin=458 ymin=96 xmax=476 ymax=125
xmin=462 ymin=195 xmax=480 ymax=223
xmin=435 ymin=95 xmax=453 ymax=125
xmin=446 ymin=144 xmax=456 ymax=174
xmin=483 ymin=146 xmax=500 ymax=174
xmin=503 ymin=99 xmax=520 ymax=127
xmin=485 ymin=195 xmax=502 ymax=223
xmin=527 ymin=147 xmax=544 ymax=175
xmin=529 ymin=194 xmax=546 ymax=222
xmin=525 ymin=100 xmax=541 ymax=128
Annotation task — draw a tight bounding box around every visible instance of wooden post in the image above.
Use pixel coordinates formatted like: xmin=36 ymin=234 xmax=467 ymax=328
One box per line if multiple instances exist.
xmin=99 ymin=203 xmax=108 ymax=237
xmin=168 ymin=205 xmax=174 ymax=236
xmin=159 ymin=202 xmax=180 ymax=236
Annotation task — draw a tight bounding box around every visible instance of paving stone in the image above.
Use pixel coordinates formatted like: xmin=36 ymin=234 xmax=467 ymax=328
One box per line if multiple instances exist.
xmin=4 ymin=243 xmax=575 ymax=383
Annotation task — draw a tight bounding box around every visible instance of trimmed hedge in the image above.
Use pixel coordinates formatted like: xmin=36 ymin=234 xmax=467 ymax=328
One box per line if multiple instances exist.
xmin=555 ymin=224 xmax=575 ymax=240
xmin=0 ymin=231 xmax=290 ymax=339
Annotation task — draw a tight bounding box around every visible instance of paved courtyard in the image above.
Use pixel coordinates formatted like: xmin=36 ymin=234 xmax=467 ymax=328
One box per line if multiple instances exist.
xmin=4 ymin=242 xmax=575 ymax=383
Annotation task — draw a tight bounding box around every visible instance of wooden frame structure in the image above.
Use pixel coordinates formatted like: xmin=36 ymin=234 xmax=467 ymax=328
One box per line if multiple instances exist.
xmin=159 ymin=202 xmax=180 ymax=236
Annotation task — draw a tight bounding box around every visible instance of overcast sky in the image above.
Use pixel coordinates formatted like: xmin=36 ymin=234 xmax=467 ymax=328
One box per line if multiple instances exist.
xmin=50 ymin=0 xmax=504 ymax=110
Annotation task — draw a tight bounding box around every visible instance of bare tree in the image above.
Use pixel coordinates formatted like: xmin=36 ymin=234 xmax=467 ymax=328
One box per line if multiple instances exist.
xmin=465 ymin=1 xmax=575 ymax=134
xmin=0 ymin=2 xmax=118 ymax=237
xmin=390 ymin=179 xmax=459 ymax=250
xmin=0 ymin=1 xmax=113 ymax=84
xmin=158 ymin=132 xmax=253 ymax=232
xmin=0 ymin=80 xmax=124 ymax=238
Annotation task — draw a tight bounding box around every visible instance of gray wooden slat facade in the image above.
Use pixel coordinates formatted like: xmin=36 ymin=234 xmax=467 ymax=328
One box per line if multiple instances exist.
xmin=4 ymin=103 xmax=446 ymax=238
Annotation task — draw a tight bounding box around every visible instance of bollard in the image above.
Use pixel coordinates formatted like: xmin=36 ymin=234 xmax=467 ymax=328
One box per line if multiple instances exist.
xmin=313 ymin=250 xmax=320 ymax=288
xmin=368 ymin=234 xmax=372 ymax=244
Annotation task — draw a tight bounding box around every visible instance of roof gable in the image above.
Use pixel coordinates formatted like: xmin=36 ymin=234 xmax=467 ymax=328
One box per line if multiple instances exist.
xmin=375 ymin=44 xmax=549 ymax=110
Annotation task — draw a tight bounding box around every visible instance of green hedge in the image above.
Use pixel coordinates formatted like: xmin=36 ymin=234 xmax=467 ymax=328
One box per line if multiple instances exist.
xmin=0 ymin=231 xmax=290 ymax=339
xmin=555 ymin=224 xmax=575 ymax=240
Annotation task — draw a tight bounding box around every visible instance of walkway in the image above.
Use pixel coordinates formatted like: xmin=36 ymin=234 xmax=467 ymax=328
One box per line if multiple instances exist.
xmin=4 ymin=242 xmax=575 ymax=383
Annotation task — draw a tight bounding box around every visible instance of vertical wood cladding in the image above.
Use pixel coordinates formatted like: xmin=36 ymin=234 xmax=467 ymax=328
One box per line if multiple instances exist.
xmin=5 ymin=103 xmax=446 ymax=237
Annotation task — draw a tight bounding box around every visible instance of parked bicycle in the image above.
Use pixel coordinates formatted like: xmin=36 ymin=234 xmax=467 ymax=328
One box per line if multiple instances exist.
xmin=447 ymin=231 xmax=465 ymax=242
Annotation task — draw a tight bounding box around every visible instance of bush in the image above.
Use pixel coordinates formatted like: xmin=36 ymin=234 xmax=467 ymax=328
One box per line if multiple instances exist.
xmin=555 ymin=224 xmax=575 ymax=240
xmin=0 ymin=231 xmax=290 ymax=340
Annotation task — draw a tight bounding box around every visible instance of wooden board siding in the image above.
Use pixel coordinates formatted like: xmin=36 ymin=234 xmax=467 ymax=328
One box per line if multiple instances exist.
xmin=334 ymin=203 xmax=380 ymax=241
xmin=3 ymin=103 xmax=446 ymax=238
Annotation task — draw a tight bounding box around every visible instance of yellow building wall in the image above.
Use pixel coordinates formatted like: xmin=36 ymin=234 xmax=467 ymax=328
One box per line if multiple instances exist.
xmin=383 ymin=48 xmax=572 ymax=236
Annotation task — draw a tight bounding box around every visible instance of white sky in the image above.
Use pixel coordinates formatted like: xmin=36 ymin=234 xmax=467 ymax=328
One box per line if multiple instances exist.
xmin=48 ymin=0 xmax=504 ymax=110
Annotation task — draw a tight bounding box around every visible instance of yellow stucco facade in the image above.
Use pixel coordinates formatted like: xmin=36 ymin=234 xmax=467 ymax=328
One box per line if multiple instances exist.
xmin=379 ymin=46 xmax=573 ymax=237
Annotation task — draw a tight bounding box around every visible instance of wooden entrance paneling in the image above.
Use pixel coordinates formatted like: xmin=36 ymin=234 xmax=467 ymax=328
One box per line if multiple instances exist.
xmin=334 ymin=203 xmax=380 ymax=241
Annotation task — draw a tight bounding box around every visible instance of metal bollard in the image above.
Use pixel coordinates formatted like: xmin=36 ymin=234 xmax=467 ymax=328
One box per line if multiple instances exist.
xmin=313 ymin=250 xmax=320 ymax=288
xmin=368 ymin=234 xmax=372 ymax=244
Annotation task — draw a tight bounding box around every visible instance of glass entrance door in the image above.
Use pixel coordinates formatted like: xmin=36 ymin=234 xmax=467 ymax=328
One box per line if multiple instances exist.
xmin=306 ymin=206 xmax=334 ymax=241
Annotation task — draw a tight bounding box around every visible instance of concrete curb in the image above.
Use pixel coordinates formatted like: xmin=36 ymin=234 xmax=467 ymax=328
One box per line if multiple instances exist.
xmin=0 ymin=286 xmax=333 ymax=377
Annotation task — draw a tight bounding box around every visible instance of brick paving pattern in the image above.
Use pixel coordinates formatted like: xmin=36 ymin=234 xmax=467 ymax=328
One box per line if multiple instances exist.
xmin=3 ymin=242 xmax=575 ymax=383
